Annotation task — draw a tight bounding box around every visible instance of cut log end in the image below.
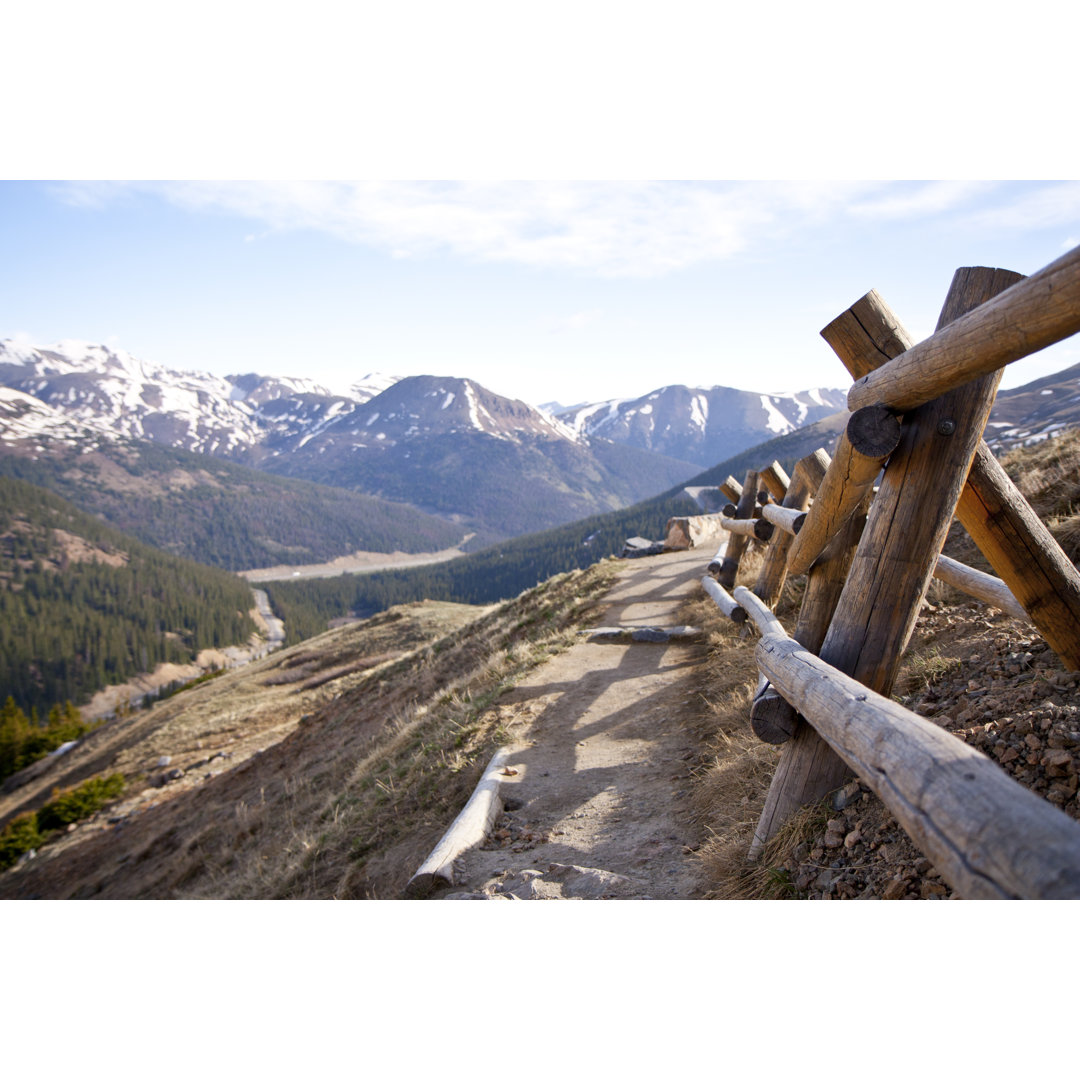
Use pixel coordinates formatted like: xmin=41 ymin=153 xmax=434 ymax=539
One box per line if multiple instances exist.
xmin=846 ymin=404 xmax=903 ymax=458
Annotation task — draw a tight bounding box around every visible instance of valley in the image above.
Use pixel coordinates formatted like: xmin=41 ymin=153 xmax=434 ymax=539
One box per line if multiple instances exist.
xmin=238 ymin=534 xmax=475 ymax=583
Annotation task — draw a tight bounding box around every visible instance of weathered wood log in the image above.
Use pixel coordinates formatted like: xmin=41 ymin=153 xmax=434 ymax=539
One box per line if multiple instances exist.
xmin=404 ymin=746 xmax=515 ymax=897
xmin=720 ymin=516 xmax=774 ymax=542
xmin=823 ymin=287 xmax=1080 ymax=670
xmin=751 ymin=449 xmax=831 ymax=610
xmin=717 ymin=469 xmax=759 ymax=590
xmin=934 ymin=554 xmax=1028 ymax=622
xmin=957 ymin=443 xmax=1080 ymax=668
xmin=756 ymin=633 xmax=1080 ymax=899
xmin=749 ymin=495 xmax=869 ymax=804
xmin=749 ymin=672 xmax=799 ymax=745
xmin=721 ymin=502 xmax=737 ymax=518
xmin=785 ymin=428 xmax=888 ymax=575
xmin=733 ymin=585 xmax=808 ymax=749
xmin=706 ymin=537 xmax=729 ymax=577
xmin=757 ymin=489 xmax=771 ymax=506
xmin=848 ymin=244 xmax=1080 ymax=414
xmin=761 ymin=503 xmax=806 ymax=536
xmin=817 ymin=266 xmax=1021 ymax=691
xmin=846 ymin=404 xmax=903 ymax=458
xmin=719 ymin=476 xmax=743 ymax=503
xmin=733 ymin=586 xmax=785 ymax=636
xmin=821 ymin=288 xmax=914 ymax=378
xmin=759 ymin=461 xmax=791 ymax=503
xmin=701 ymin=575 xmax=747 ymax=623
xmin=753 ymin=267 xmax=1021 ymax=852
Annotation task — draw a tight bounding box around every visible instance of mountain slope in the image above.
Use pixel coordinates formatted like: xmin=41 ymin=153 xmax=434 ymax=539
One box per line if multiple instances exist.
xmin=0 ymin=438 xmax=467 ymax=571
xmin=0 ymin=475 xmax=259 ymax=716
xmin=262 ymin=360 xmax=1080 ymax=642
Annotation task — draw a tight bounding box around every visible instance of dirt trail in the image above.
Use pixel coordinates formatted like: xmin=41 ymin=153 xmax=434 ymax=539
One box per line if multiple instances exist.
xmin=444 ymin=548 xmax=711 ymax=900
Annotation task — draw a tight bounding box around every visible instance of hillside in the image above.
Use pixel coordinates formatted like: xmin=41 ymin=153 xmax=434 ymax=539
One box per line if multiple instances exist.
xmin=0 ymin=475 xmax=259 ymax=720
xmin=2 ymin=430 xmax=1080 ymax=898
xmin=0 ymin=564 xmax=620 ymax=895
xmin=0 ymin=438 xmax=466 ymax=571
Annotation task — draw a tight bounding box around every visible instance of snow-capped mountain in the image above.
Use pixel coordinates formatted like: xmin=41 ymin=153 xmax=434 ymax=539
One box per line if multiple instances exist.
xmin=556 ymin=384 xmax=848 ymax=467
xmin=0 ymin=340 xmax=696 ymax=542
xmin=0 ymin=340 xmax=269 ymax=457
xmin=0 ymin=385 xmax=107 ymax=448
xmin=290 ymin=374 xmax=581 ymax=455
xmin=0 ymin=342 xmax=583 ymax=462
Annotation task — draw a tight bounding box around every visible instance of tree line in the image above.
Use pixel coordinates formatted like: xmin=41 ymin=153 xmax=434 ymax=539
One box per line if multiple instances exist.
xmin=0 ymin=475 xmax=257 ymax=717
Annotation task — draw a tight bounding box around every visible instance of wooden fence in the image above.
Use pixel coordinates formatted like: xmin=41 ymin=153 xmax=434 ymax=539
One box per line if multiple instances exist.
xmin=693 ymin=249 xmax=1080 ymax=899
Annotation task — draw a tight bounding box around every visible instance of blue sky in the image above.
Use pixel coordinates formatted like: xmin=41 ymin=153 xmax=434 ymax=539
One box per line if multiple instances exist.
xmin=3 ymin=180 xmax=1079 ymax=408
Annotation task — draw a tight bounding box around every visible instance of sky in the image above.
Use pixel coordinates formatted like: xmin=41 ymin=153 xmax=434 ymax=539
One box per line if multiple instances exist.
xmin=3 ymin=179 xmax=1079 ymax=410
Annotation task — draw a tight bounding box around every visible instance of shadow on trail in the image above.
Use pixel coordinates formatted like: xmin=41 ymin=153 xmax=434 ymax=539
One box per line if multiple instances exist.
xmin=491 ymin=636 xmax=704 ymax=882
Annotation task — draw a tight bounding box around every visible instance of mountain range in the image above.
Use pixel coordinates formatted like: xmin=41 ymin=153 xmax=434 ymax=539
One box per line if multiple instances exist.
xmin=4 ymin=337 xmax=1078 ymax=567
xmin=554 ymin=383 xmax=847 ymax=466
xmin=0 ymin=339 xmax=846 ymax=549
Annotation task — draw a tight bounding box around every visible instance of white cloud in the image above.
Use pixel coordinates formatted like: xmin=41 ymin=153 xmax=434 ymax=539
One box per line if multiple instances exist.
xmin=958 ymin=182 xmax=1080 ymax=231
xmin=52 ymin=180 xmax=1080 ymax=279
xmin=846 ymin=181 xmax=995 ymax=220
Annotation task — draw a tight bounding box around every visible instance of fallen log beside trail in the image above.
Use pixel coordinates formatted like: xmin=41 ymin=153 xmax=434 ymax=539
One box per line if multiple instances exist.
xmin=405 ymin=746 xmax=516 ymax=898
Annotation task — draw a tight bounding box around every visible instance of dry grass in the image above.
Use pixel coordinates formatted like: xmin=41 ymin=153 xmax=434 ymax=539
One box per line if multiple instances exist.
xmin=1003 ymin=428 xmax=1080 ymax=560
xmin=187 ymin=561 xmax=621 ymax=900
xmin=677 ymin=541 xmax=795 ymax=899
xmin=0 ymin=560 xmax=620 ymax=899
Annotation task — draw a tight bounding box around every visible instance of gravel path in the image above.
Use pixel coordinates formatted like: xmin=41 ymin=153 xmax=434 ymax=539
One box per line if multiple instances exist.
xmin=443 ymin=548 xmax=711 ymax=900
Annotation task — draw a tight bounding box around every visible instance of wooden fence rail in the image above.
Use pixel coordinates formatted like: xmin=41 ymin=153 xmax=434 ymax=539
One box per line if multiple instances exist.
xmin=696 ymin=248 xmax=1080 ymax=897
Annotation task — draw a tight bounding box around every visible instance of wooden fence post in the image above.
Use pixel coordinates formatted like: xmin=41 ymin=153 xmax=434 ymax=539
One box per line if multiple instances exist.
xmin=717 ymin=469 xmax=759 ymax=589
xmin=749 ymin=495 xmax=870 ymax=834
xmin=759 ymin=461 xmax=791 ymax=503
xmin=823 ymin=289 xmax=1080 ymax=670
xmin=848 ymin=245 xmax=1080 ymax=413
xmin=786 ymin=418 xmax=898 ymax=576
xmin=751 ymin=267 xmax=1021 ymax=852
xmin=752 ymin=449 xmax=829 ymax=608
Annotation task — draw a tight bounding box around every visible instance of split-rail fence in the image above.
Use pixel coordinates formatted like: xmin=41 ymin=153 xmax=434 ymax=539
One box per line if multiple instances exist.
xmin=690 ymin=248 xmax=1080 ymax=899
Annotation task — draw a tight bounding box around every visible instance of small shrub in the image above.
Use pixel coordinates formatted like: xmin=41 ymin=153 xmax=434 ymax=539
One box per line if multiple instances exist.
xmin=0 ymin=813 xmax=45 ymax=870
xmin=36 ymin=774 xmax=127 ymax=831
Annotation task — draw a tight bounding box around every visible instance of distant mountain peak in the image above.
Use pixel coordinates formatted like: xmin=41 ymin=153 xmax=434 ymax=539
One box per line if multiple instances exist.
xmin=555 ymin=383 xmax=848 ymax=467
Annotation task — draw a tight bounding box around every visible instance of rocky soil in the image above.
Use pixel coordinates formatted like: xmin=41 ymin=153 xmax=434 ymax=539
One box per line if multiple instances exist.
xmin=771 ymin=597 xmax=1080 ymax=900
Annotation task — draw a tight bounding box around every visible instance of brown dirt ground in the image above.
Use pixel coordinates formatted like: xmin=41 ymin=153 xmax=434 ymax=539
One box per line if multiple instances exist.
xmin=442 ymin=548 xmax=712 ymax=899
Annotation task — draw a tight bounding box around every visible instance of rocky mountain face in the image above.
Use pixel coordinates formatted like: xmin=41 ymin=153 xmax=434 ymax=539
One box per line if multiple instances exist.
xmin=0 ymin=341 xmax=696 ymax=545
xmin=555 ymin=384 xmax=849 ymax=467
